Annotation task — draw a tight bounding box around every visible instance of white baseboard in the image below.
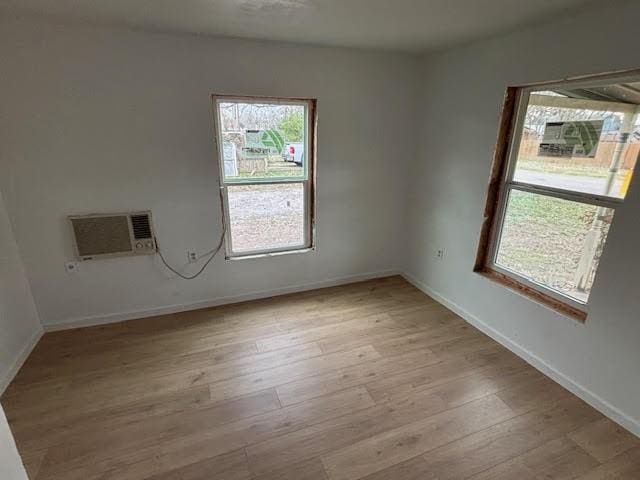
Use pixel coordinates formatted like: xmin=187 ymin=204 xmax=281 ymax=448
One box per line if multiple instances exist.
xmin=0 ymin=328 xmax=43 ymax=395
xmin=44 ymin=269 xmax=401 ymax=332
xmin=401 ymin=271 xmax=640 ymax=438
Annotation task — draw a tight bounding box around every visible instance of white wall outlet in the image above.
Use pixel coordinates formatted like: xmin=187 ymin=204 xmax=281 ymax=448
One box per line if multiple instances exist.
xmin=187 ymin=251 xmax=198 ymax=263
xmin=65 ymin=261 xmax=79 ymax=273
xmin=436 ymin=248 xmax=445 ymax=260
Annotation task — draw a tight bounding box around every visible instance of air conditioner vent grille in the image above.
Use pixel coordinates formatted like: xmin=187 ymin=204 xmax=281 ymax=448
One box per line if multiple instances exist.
xmin=131 ymin=214 xmax=152 ymax=240
xmin=71 ymin=216 xmax=132 ymax=257
xmin=69 ymin=211 xmax=155 ymax=260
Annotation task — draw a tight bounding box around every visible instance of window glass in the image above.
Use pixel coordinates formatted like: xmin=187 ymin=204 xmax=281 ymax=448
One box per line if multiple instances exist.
xmin=478 ymin=77 xmax=640 ymax=314
xmin=218 ymin=102 xmax=307 ymax=181
xmin=512 ymin=90 xmax=639 ymax=199
xmin=214 ymin=96 xmax=314 ymax=257
xmin=495 ymin=189 xmax=613 ymax=302
xmin=227 ymin=183 xmax=306 ymax=254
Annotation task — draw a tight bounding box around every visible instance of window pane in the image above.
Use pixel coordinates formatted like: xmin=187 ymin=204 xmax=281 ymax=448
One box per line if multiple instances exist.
xmin=495 ymin=189 xmax=613 ymax=303
xmin=227 ymin=183 xmax=306 ymax=254
xmin=218 ymin=101 xmax=306 ymax=181
xmin=512 ymin=87 xmax=640 ymax=199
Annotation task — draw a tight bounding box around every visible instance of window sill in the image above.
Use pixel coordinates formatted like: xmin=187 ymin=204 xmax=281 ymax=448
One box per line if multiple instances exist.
xmin=226 ymin=247 xmax=315 ymax=261
xmin=474 ymin=267 xmax=587 ymax=323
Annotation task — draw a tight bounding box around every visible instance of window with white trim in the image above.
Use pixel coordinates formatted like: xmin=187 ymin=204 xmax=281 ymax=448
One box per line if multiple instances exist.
xmin=476 ymin=73 xmax=640 ymax=320
xmin=212 ymin=96 xmax=316 ymax=258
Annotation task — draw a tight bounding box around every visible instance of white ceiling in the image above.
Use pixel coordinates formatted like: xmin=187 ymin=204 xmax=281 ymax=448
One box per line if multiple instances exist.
xmin=0 ymin=0 xmax=600 ymax=52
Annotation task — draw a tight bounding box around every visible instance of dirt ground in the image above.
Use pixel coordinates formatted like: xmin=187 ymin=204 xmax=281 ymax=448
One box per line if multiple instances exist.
xmin=228 ymin=183 xmax=305 ymax=253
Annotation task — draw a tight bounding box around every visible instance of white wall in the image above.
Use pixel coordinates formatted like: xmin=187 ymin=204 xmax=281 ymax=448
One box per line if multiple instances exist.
xmin=0 ymin=405 xmax=28 ymax=480
xmin=406 ymin=0 xmax=640 ymax=435
xmin=0 ymin=18 xmax=419 ymax=328
xmin=0 ymin=188 xmax=42 ymax=392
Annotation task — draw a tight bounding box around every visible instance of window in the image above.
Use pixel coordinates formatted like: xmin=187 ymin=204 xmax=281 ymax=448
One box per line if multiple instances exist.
xmin=212 ymin=96 xmax=316 ymax=258
xmin=475 ymin=73 xmax=640 ymax=320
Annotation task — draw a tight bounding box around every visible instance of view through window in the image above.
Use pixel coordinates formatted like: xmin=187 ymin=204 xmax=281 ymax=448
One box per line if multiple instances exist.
xmin=213 ymin=97 xmax=315 ymax=257
xmin=478 ymin=75 xmax=640 ymax=315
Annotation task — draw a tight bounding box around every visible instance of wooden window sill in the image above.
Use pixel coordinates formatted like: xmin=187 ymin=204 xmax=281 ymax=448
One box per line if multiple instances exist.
xmin=475 ymin=267 xmax=587 ymax=323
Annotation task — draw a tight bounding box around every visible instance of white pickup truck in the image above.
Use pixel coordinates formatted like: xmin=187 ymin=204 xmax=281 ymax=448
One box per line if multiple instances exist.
xmin=282 ymin=142 xmax=304 ymax=166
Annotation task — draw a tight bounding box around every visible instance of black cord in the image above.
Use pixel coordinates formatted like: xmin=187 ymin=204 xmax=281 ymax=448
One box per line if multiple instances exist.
xmin=155 ymin=187 xmax=227 ymax=280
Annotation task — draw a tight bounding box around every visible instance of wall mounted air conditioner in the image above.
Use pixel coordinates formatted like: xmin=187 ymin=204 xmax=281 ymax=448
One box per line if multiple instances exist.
xmin=69 ymin=211 xmax=156 ymax=260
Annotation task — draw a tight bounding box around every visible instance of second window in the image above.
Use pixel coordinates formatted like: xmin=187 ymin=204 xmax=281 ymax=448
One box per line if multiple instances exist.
xmin=213 ymin=96 xmax=316 ymax=258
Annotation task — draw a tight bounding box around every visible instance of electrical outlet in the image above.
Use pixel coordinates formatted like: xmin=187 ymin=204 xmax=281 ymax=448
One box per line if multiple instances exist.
xmin=187 ymin=251 xmax=198 ymax=263
xmin=65 ymin=261 xmax=79 ymax=273
xmin=436 ymin=248 xmax=445 ymax=260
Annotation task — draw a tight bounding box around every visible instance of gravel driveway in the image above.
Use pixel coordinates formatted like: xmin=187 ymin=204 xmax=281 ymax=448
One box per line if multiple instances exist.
xmin=515 ymin=170 xmax=623 ymax=196
xmin=227 ymin=184 xmax=305 ymax=253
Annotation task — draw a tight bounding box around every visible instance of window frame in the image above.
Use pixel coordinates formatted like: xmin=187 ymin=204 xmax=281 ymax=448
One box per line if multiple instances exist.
xmin=211 ymin=94 xmax=317 ymax=259
xmin=474 ymin=70 xmax=640 ymax=321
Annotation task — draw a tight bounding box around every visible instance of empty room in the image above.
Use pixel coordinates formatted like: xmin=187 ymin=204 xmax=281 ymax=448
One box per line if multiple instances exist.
xmin=2 ymin=0 xmax=640 ymax=479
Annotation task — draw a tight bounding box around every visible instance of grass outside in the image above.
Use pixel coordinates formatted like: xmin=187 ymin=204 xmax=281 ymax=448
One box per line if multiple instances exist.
xmin=238 ymin=170 xmax=303 ymax=178
xmin=496 ymin=190 xmax=610 ymax=298
xmin=496 ymin=156 xmax=620 ymax=300
xmin=237 ymin=155 xmax=304 ymax=179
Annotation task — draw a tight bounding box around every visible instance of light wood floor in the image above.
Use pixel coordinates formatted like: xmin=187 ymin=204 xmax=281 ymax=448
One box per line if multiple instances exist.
xmin=2 ymin=276 xmax=639 ymax=480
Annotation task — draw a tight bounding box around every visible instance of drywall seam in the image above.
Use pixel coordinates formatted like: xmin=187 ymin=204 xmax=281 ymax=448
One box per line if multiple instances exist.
xmin=0 ymin=328 xmax=43 ymax=395
xmin=44 ymin=269 xmax=400 ymax=331
xmin=401 ymin=271 xmax=640 ymax=438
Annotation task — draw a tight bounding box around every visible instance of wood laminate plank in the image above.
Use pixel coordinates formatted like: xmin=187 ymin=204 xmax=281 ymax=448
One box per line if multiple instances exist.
xmin=377 ymin=362 xmax=540 ymax=425
xmin=363 ymin=356 xmax=474 ymax=402
xmin=468 ymin=436 xmax=599 ymax=480
xmin=143 ymin=448 xmax=252 ymax=480
xmin=360 ymin=394 xmax=602 ymax=480
xmin=311 ymin=302 xmax=465 ymax=356
xmin=9 ymin=384 xmax=213 ymax=453
xmin=15 ymin=343 xmax=370 ymax=424
xmin=0 ymin=277 xmax=636 ymax=480
xmin=68 ymin=341 xmax=323 ymax=397
xmin=466 ymin=459 xmax=537 ymax=480
xmin=420 ymin=394 xmax=603 ymax=480
xmin=574 ymin=446 xmax=640 ymax=480
xmin=568 ymin=417 xmax=640 ymax=463
xmin=321 ymin=395 xmax=516 ymax=480
xmin=249 ymin=359 xmax=530 ymax=477
xmin=358 ymin=455 xmax=432 ymax=480
xmin=9 ymin=340 xmax=260 ymax=390
xmin=255 ymin=313 xmax=394 ymax=352
xmin=369 ymin=322 xmax=477 ymax=357
xmin=208 ymin=344 xmax=381 ymax=403
xmin=246 ymin=404 xmax=402 ymax=477
xmin=39 ymin=388 xmax=282 ymax=470
xmin=36 ymin=386 xmax=375 ymax=480
xmin=496 ymin=374 xmax=575 ymax=414
xmin=276 ymin=347 xmax=439 ymax=406
xmin=20 ymin=449 xmax=47 ymax=480
xmin=517 ymin=436 xmax=599 ymax=479
xmin=247 ymin=352 xmax=540 ymax=474
xmin=251 ymin=457 xmax=329 ymax=480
